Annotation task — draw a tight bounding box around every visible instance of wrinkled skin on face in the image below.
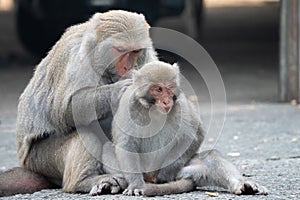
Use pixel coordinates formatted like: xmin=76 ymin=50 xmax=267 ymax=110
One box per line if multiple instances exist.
xmin=148 ymin=82 xmax=177 ymax=113
xmin=113 ymin=47 xmax=143 ymax=77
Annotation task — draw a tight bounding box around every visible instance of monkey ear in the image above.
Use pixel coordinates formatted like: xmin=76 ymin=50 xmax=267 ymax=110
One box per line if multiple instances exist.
xmin=138 ymin=98 xmax=151 ymax=109
xmin=172 ymin=63 xmax=180 ymax=71
xmin=78 ymin=31 xmax=97 ymax=62
xmin=138 ymin=13 xmax=150 ymax=29
xmin=172 ymin=63 xmax=181 ymax=86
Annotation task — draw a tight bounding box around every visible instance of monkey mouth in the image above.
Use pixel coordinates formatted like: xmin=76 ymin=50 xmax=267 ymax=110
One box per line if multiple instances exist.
xmin=156 ymin=105 xmax=172 ymax=114
xmin=156 ymin=101 xmax=173 ymax=114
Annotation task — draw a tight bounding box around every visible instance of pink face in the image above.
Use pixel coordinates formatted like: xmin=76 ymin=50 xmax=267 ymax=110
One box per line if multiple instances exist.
xmin=149 ymin=82 xmax=177 ymax=113
xmin=113 ymin=47 xmax=142 ymax=77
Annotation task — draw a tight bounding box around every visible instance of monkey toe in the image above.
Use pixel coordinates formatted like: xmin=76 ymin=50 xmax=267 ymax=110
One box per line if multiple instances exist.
xmin=134 ymin=189 xmax=144 ymax=196
xmin=89 ymin=183 xmax=109 ymax=195
xmin=258 ymin=186 xmax=269 ymax=195
xmin=242 ymin=181 xmax=258 ymax=194
xmin=123 ymin=188 xmax=133 ymax=195
xmin=111 ymin=185 xmax=121 ymax=194
xmin=89 ymin=175 xmax=127 ymax=195
xmin=123 ymin=188 xmax=144 ymax=196
xmin=89 ymin=185 xmax=101 ymax=196
xmin=253 ymin=183 xmax=269 ymax=195
xmin=234 ymin=180 xmax=268 ymax=195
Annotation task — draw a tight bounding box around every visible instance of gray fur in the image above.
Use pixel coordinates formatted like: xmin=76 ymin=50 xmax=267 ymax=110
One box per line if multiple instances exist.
xmin=111 ymin=61 xmax=204 ymax=196
xmin=110 ymin=61 xmax=268 ymax=196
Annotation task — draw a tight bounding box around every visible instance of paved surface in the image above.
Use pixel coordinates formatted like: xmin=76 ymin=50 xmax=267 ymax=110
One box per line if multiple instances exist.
xmin=1 ymin=102 xmax=300 ymax=200
xmin=1 ymin=1 xmax=300 ymax=200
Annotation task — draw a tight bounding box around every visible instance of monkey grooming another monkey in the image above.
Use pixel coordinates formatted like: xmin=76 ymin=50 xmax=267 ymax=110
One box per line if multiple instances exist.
xmin=0 ymin=10 xmax=268 ymax=197
xmin=104 ymin=61 xmax=268 ymax=196
xmin=0 ymin=10 xmax=157 ymax=196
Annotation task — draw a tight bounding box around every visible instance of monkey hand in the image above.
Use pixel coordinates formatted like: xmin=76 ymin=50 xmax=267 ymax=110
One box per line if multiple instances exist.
xmin=89 ymin=174 xmax=128 ymax=195
xmin=230 ymin=179 xmax=268 ymax=195
xmin=123 ymin=186 xmax=144 ymax=196
xmin=110 ymin=79 xmax=133 ymax=112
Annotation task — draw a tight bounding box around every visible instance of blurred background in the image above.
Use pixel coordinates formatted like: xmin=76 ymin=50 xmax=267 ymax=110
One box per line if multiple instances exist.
xmin=0 ymin=0 xmax=280 ymax=105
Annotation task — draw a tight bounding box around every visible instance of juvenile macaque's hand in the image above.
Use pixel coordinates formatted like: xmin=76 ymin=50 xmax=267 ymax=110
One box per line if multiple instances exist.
xmin=123 ymin=187 xmax=144 ymax=196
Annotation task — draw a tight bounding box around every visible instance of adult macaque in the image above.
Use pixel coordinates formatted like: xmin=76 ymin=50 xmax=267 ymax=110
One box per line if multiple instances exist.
xmin=0 ymin=10 xmax=157 ymax=196
xmin=101 ymin=61 xmax=268 ymax=196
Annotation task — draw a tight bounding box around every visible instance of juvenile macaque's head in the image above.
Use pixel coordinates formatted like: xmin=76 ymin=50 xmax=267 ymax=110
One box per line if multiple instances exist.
xmin=133 ymin=61 xmax=180 ymax=113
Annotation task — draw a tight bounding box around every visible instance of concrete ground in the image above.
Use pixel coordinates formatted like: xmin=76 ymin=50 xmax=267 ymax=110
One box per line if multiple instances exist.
xmin=1 ymin=1 xmax=300 ymax=200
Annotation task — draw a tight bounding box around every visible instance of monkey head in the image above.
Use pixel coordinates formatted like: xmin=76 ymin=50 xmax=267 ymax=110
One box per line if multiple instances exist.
xmin=79 ymin=10 xmax=155 ymax=84
xmin=133 ymin=61 xmax=180 ymax=113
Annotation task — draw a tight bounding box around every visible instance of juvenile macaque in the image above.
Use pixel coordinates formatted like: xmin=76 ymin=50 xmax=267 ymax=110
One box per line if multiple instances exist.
xmin=107 ymin=61 xmax=268 ymax=196
xmin=0 ymin=10 xmax=157 ymax=196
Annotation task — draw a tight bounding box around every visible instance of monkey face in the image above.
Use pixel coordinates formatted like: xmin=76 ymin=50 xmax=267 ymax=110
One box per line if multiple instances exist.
xmin=148 ymin=82 xmax=177 ymax=113
xmin=113 ymin=46 xmax=143 ymax=77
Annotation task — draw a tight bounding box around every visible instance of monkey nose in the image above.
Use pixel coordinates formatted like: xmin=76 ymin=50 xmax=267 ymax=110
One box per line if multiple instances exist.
xmin=162 ymin=101 xmax=173 ymax=112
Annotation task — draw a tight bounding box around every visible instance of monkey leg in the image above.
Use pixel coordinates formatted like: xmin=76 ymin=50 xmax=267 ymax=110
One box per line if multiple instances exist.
xmin=177 ymin=149 xmax=268 ymax=195
xmin=7 ymin=134 xmax=72 ymax=196
xmin=61 ymin=133 xmax=127 ymax=194
xmin=0 ymin=167 xmax=57 ymax=197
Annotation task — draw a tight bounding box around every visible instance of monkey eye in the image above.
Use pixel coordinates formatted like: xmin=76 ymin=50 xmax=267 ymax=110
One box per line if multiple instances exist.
xmin=132 ymin=49 xmax=142 ymax=54
xmin=116 ymin=47 xmax=127 ymax=53
xmin=155 ymin=86 xmax=163 ymax=93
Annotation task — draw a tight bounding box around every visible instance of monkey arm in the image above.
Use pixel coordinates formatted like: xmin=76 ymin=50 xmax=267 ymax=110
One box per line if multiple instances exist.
xmin=65 ymin=79 xmax=131 ymax=127
xmin=113 ymin=139 xmax=145 ymax=196
xmin=67 ymin=85 xmax=112 ymax=126
xmin=115 ymin=147 xmax=144 ymax=183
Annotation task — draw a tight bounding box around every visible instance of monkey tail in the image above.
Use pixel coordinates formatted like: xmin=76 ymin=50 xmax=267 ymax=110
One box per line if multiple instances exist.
xmin=0 ymin=167 xmax=57 ymax=197
xmin=143 ymin=178 xmax=195 ymax=196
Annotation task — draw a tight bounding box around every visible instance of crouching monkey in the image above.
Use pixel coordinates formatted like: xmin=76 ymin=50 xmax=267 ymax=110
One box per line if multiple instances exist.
xmin=0 ymin=10 xmax=157 ymax=196
xmin=94 ymin=61 xmax=268 ymax=196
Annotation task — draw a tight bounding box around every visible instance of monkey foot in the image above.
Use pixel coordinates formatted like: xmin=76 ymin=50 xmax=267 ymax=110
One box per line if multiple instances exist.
xmin=89 ymin=175 xmax=127 ymax=195
xmin=123 ymin=188 xmax=144 ymax=196
xmin=232 ymin=180 xmax=268 ymax=195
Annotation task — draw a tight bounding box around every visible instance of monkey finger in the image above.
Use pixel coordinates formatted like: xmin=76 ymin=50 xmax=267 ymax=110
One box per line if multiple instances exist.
xmin=245 ymin=181 xmax=268 ymax=195
xmin=123 ymin=188 xmax=133 ymax=195
xmin=89 ymin=183 xmax=110 ymax=195
xmin=232 ymin=187 xmax=243 ymax=195
xmin=89 ymin=185 xmax=101 ymax=196
xmin=118 ymin=79 xmax=133 ymax=96
xmin=239 ymin=180 xmax=268 ymax=195
xmin=243 ymin=182 xmax=257 ymax=194
xmin=258 ymin=185 xmax=269 ymax=195
xmin=111 ymin=185 xmax=121 ymax=194
xmin=133 ymin=189 xmax=144 ymax=196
